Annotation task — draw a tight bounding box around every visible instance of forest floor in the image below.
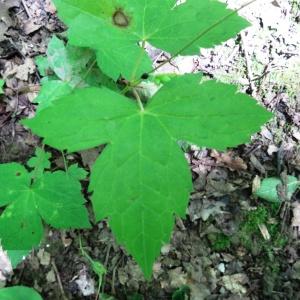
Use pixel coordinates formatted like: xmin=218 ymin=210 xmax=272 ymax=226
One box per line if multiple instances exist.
xmin=0 ymin=0 xmax=300 ymax=299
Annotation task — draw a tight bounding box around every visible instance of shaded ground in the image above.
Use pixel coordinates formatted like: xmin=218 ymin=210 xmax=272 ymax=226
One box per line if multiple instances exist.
xmin=1 ymin=0 xmax=300 ymax=299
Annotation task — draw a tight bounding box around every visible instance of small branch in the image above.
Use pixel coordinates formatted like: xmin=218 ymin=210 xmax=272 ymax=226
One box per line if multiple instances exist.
xmin=240 ymin=31 xmax=256 ymax=95
xmin=51 ymin=260 xmax=68 ymax=300
xmin=21 ymin=0 xmax=32 ymax=18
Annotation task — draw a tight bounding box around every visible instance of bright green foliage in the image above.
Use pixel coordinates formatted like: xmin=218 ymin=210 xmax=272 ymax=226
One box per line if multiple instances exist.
xmin=34 ymin=36 xmax=118 ymax=112
xmin=27 ymin=147 xmax=51 ymax=179
xmin=209 ymin=233 xmax=231 ymax=251
xmin=254 ymin=176 xmax=299 ymax=202
xmin=0 ymin=148 xmax=90 ymax=256
xmin=0 ymin=79 xmax=4 ymax=94
xmin=38 ymin=35 xmax=94 ymax=85
xmin=53 ymin=0 xmax=249 ymax=80
xmin=7 ymin=250 xmax=29 ymax=268
xmin=23 ymin=75 xmax=271 ymax=277
xmin=35 ymin=79 xmax=73 ymax=112
xmin=0 ymin=286 xmax=43 ymax=300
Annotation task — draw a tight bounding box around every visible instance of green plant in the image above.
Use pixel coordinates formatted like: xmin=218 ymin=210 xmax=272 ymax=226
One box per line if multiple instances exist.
xmin=209 ymin=233 xmax=231 ymax=251
xmin=0 ymin=148 xmax=90 ymax=265
xmin=0 ymin=0 xmax=272 ymax=280
xmin=238 ymin=205 xmax=288 ymax=255
xmin=0 ymin=286 xmax=42 ymax=300
xmin=254 ymin=176 xmax=299 ymax=203
xmin=0 ymin=79 xmax=4 ymax=94
xmin=79 ymin=236 xmax=106 ymax=299
xmin=172 ymin=285 xmax=190 ymax=300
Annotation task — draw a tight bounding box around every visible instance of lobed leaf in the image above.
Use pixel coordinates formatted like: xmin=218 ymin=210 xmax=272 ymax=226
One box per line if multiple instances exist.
xmin=24 ymin=74 xmax=272 ymax=277
xmin=53 ymin=0 xmax=249 ymax=80
xmin=0 ymin=152 xmax=90 ymax=255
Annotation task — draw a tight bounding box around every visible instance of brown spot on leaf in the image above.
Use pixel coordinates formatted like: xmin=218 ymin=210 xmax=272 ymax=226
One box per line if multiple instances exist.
xmin=112 ymin=8 xmax=130 ymax=28
xmin=16 ymin=172 xmax=21 ymax=176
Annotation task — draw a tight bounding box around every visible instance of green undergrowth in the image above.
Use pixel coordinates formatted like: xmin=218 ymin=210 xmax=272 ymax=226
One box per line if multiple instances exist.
xmin=238 ymin=204 xmax=288 ymax=255
xmin=208 ymin=233 xmax=231 ymax=251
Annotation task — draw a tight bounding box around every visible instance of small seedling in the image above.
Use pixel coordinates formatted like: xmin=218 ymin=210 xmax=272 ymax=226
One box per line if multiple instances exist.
xmin=79 ymin=236 xmax=106 ymax=300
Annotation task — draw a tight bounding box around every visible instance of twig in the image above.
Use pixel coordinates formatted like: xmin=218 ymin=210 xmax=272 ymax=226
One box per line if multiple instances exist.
xmin=240 ymin=31 xmax=256 ymax=95
xmin=51 ymin=260 xmax=68 ymax=300
xmin=21 ymin=0 xmax=32 ymax=18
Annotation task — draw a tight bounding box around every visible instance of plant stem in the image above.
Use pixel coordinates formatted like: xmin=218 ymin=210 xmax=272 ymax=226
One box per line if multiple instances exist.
xmin=132 ymin=88 xmax=144 ymax=111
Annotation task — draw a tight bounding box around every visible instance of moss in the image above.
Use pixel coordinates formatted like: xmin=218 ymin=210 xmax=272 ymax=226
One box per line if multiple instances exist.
xmin=209 ymin=233 xmax=231 ymax=251
xmin=237 ymin=204 xmax=288 ymax=256
xmin=242 ymin=206 xmax=268 ymax=233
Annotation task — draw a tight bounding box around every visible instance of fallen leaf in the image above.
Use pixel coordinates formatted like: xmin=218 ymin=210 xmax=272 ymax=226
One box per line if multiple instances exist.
xmin=222 ymin=273 xmax=249 ymax=295
xmin=211 ymin=150 xmax=247 ymax=171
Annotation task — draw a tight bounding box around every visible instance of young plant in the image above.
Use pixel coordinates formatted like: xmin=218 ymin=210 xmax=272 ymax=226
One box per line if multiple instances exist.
xmin=79 ymin=236 xmax=107 ymax=300
xmin=0 ymin=148 xmax=90 ymax=264
xmin=21 ymin=0 xmax=272 ymax=278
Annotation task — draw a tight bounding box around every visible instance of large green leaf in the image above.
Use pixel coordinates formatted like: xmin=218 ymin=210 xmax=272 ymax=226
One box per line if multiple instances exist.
xmin=53 ymin=0 xmax=249 ymax=80
xmin=0 ymin=149 xmax=90 ymax=254
xmin=0 ymin=286 xmax=43 ymax=300
xmin=23 ymin=75 xmax=272 ymax=277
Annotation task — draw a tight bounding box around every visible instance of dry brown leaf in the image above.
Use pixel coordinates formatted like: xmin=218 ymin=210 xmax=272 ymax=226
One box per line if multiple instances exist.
xmin=211 ymin=150 xmax=247 ymax=171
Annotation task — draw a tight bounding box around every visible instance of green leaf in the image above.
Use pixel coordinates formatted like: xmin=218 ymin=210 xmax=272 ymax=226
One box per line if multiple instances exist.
xmin=0 ymin=79 xmax=4 ymax=94
xmin=7 ymin=250 xmax=29 ymax=268
xmin=24 ymin=87 xmax=137 ymax=152
xmin=53 ymin=0 xmax=249 ymax=80
xmin=67 ymin=164 xmax=88 ymax=181
xmin=23 ymin=74 xmax=271 ymax=278
xmin=0 ymin=286 xmax=43 ymax=300
xmin=0 ymin=158 xmax=90 ymax=253
xmin=46 ymin=35 xmax=94 ymax=85
xmin=34 ymin=79 xmax=73 ymax=112
xmin=27 ymin=147 xmax=51 ymax=179
xmin=254 ymin=176 xmax=300 ymax=203
xmin=35 ymin=55 xmax=51 ymax=77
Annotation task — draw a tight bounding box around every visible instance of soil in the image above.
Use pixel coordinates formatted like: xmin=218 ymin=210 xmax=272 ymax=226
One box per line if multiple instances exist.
xmin=1 ymin=0 xmax=300 ymax=299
